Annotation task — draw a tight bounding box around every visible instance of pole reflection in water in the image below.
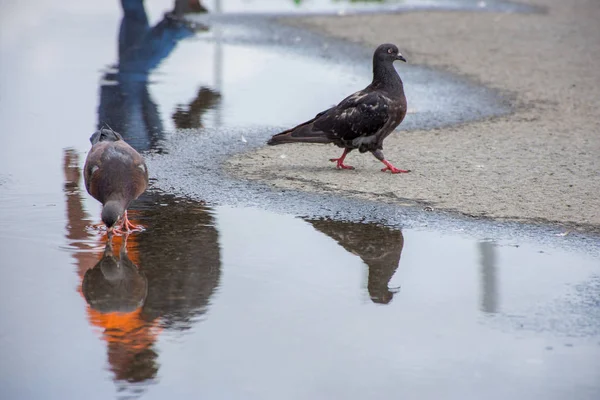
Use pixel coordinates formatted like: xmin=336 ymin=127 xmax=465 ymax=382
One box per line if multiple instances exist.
xmin=97 ymin=0 xmax=213 ymax=151
xmin=305 ymin=218 xmax=404 ymax=304
xmin=479 ymin=240 xmax=499 ymax=314
xmin=171 ymin=0 xmax=222 ymax=129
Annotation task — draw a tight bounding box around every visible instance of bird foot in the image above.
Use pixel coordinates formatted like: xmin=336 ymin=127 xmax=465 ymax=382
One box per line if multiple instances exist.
xmin=380 ymin=160 xmax=410 ymax=174
xmin=381 ymin=166 xmax=410 ymax=174
xmin=329 ymin=158 xmax=355 ymax=170
xmin=113 ymin=213 xmax=145 ymax=235
xmin=113 ymin=224 xmax=145 ymax=236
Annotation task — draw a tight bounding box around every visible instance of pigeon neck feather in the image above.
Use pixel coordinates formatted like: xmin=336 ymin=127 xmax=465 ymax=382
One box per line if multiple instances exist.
xmin=372 ymin=59 xmax=403 ymax=91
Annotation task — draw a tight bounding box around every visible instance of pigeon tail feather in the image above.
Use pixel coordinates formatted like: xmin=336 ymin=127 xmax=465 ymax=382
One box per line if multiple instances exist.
xmin=267 ymin=124 xmax=331 ymax=146
xmin=89 ymin=128 xmax=124 ymax=145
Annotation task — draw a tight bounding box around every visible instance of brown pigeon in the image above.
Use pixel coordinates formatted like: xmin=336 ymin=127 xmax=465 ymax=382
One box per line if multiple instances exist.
xmin=84 ymin=128 xmax=149 ymax=235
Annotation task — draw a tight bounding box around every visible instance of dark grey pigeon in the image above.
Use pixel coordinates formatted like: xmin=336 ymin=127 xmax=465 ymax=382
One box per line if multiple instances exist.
xmin=267 ymin=43 xmax=409 ymax=173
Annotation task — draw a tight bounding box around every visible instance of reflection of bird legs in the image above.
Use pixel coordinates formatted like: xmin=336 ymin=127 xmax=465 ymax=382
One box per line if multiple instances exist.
xmin=113 ymin=211 xmax=144 ymax=236
xmin=119 ymin=233 xmax=130 ymax=257
xmin=329 ymin=148 xmax=355 ymax=170
xmin=103 ymin=237 xmax=115 ymax=256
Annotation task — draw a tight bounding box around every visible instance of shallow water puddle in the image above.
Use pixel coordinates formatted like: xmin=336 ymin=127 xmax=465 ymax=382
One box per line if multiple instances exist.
xmin=1 ymin=185 xmax=599 ymax=399
xmin=149 ymin=40 xmax=365 ymax=131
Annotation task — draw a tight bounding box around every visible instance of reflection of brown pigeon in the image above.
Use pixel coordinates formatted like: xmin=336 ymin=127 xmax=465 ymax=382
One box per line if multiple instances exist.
xmin=305 ymin=218 xmax=404 ymax=304
xmin=84 ymin=128 xmax=148 ymax=234
xmin=82 ymin=238 xmax=148 ymax=313
xmin=268 ymin=43 xmax=409 ymax=173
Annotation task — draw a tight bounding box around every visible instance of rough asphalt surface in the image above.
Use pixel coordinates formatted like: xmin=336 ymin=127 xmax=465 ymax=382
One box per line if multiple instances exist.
xmin=226 ymin=0 xmax=600 ymax=232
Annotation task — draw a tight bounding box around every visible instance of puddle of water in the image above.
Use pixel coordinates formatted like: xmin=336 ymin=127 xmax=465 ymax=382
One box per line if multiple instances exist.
xmin=150 ymin=41 xmax=365 ymax=130
xmin=1 ymin=171 xmax=599 ymax=399
xmin=0 ymin=1 xmax=598 ymax=400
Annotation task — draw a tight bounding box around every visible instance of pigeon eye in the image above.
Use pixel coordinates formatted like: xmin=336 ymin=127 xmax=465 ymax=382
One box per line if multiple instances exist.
xmin=388 ymin=48 xmax=393 ymax=54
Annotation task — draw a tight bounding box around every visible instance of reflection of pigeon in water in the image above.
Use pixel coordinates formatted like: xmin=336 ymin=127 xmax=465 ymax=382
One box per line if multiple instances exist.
xmin=268 ymin=43 xmax=409 ymax=173
xmin=82 ymin=238 xmax=148 ymax=314
xmin=305 ymin=218 xmax=404 ymax=304
xmin=82 ymin=236 xmax=158 ymax=391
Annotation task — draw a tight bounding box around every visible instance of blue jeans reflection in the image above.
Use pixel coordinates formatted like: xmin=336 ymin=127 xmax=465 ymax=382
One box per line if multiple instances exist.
xmin=97 ymin=0 xmax=197 ymax=152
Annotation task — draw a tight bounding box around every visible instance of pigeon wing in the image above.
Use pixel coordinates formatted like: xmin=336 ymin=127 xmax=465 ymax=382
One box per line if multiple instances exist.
xmin=314 ymin=91 xmax=390 ymax=142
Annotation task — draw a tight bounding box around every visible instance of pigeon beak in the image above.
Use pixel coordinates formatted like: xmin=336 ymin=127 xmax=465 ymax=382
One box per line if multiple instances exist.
xmin=396 ymin=54 xmax=407 ymax=62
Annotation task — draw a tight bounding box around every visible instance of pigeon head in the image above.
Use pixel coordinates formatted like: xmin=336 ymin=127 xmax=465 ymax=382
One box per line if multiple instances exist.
xmin=102 ymin=200 xmax=125 ymax=230
xmin=374 ymin=43 xmax=406 ymax=63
